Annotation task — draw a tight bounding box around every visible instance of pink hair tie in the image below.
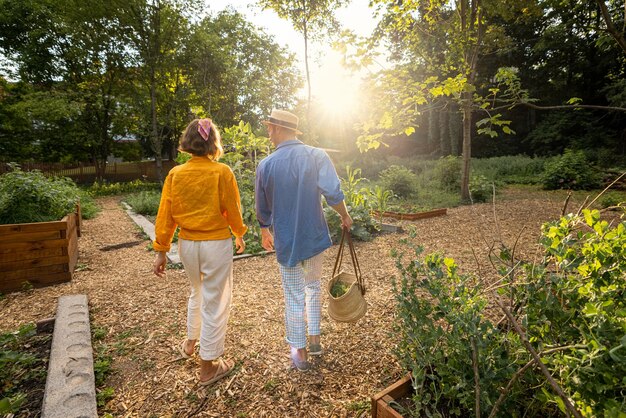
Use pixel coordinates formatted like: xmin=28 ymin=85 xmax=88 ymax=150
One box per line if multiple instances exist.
xmin=198 ymin=119 xmax=212 ymax=141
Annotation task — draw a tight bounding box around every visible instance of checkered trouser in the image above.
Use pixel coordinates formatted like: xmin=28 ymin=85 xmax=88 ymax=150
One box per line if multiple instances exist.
xmin=278 ymin=251 xmax=325 ymax=349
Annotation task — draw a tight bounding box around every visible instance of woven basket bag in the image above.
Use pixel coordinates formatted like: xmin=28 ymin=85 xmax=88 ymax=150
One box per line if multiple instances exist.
xmin=327 ymin=229 xmax=367 ymax=323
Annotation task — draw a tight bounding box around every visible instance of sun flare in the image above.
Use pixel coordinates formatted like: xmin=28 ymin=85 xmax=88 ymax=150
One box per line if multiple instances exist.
xmin=313 ymin=51 xmax=362 ymax=118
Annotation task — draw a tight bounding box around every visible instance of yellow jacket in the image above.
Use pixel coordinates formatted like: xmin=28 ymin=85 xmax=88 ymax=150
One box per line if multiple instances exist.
xmin=153 ymin=156 xmax=248 ymax=252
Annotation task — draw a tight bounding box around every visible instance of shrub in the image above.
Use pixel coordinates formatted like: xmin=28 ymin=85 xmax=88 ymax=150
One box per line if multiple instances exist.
xmin=472 ymin=155 xmax=546 ymax=185
xmin=0 ymin=166 xmax=80 ymax=224
xmin=125 ymin=191 xmax=161 ymax=216
xmin=434 ymin=156 xmax=461 ymax=191
xmin=392 ymin=207 xmax=626 ymax=417
xmin=541 ymin=149 xmax=602 ymax=190
xmin=469 ymin=175 xmax=492 ymax=203
xmin=87 ymin=179 xmax=160 ymax=197
xmin=379 ymin=165 xmax=418 ymax=198
xmin=324 ymin=204 xmax=378 ymax=243
xmin=598 ymin=191 xmax=625 ymax=209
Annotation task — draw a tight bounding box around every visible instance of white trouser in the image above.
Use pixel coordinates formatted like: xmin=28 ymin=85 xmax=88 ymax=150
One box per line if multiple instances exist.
xmin=178 ymin=238 xmax=233 ymax=361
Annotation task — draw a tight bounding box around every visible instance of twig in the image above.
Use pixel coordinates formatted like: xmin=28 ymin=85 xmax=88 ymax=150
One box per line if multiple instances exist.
xmin=471 ymin=338 xmax=481 ymax=418
xmin=561 ymin=191 xmax=572 ymax=216
xmin=488 ymin=359 xmax=534 ymax=418
xmin=575 ymin=195 xmax=590 ymax=216
xmin=582 ymin=170 xmax=626 ymax=211
xmin=471 ymin=246 xmax=483 ymax=280
xmin=492 ymin=297 xmax=583 ymax=418
xmin=488 ymin=344 xmax=587 ymax=418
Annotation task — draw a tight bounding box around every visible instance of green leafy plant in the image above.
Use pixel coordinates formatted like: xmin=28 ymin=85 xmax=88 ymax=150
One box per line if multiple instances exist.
xmin=0 ymin=165 xmax=80 ymax=224
xmin=124 ymin=191 xmax=161 ymax=216
xmin=391 ymin=206 xmax=626 ymax=417
xmin=370 ymin=185 xmax=395 ymax=225
xmin=330 ymin=280 xmax=351 ymax=297
xmin=379 ymin=165 xmax=418 ymax=198
xmin=541 ymin=149 xmax=602 ymax=190
xmin=87 ymin=179 xmax=160 ymax=197
xmin=0 ymin=323 xmax=49 ymax=415
xmin=469 ymin=175 xmax=492 ymax=203
xmin=434 ymin=155 xmax=461 ymax=192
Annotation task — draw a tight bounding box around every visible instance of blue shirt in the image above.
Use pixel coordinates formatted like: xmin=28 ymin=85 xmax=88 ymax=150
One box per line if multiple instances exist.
xmin=255 ymin=139 xmax=344 ymax=267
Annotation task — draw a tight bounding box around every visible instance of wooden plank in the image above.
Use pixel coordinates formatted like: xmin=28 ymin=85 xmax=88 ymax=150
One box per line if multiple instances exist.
xmin=2 ymin=263 xmax=67 ymax=281
xmin=0 ymin=255 xmax=69 ymax=272
xmin=372 ymin=374 xmax=412 ymax=418
xmin=0 ymin=239 xmax=68 ymax=254
xmin=0 ymin=219 xmax=66 ymax=235
xmin=0 ymin=271 xmax=72 ymax=293
xmin=67 ymin=227 xmax=79 ymax=271
xmin=0 ymin=230 xmax=63 ymax=244
xmin=0 ymin=247 xmax=63 ymax=263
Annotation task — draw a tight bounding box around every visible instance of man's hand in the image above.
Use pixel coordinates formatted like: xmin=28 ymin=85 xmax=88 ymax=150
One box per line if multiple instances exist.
xmin=235 ymin=236 xmax=246 ymax=254
xmin=341 ymin=213 xmax=353 ymax=231
xmin=153 ymin=252 xmax=167 ymax=278
xmin=261 ymin=228 xmax=274 ymax=252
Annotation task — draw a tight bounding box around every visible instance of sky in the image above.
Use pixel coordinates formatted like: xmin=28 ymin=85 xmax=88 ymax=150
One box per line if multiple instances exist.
xmin=205 ymin=0 xmax=380 ymax=109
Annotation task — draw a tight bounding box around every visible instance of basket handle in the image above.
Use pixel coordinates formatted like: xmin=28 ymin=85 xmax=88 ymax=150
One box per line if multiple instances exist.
xmin=332 ymin=228 xmax=365 ymax=295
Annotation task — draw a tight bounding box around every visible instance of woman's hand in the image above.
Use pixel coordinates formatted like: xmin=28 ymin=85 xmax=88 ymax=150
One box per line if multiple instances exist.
xmin=153 ymin=252 xmax=167 ymax=277
xmin=235 ymin=236 xmax=246 ymax=254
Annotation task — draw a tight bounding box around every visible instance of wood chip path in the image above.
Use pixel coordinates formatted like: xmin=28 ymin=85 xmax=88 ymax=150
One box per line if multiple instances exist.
xmin=0 ymin=189 xmax=587 ymax=417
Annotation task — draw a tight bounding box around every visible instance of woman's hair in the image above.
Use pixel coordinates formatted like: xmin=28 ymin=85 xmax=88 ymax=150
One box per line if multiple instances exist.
xmin=178 ymin=118 xmax=224 ymax=159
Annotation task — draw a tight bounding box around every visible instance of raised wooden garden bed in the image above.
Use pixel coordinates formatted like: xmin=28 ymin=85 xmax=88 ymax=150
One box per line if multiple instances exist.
xmin=371 ymin=374 xmax=413 ymax=418
xmin=373 ymin=208 xmax=447 ymax=221
xmin=0 ymin=205 xmax=81 ymax=293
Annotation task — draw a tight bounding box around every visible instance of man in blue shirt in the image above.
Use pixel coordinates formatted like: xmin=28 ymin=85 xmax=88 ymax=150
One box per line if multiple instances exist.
xmin=255 ymin=109 xmax=352 ymax=371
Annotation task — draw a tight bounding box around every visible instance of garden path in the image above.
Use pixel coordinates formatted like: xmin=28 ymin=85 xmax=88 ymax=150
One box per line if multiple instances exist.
xmin=0 ymin=189 xmax=581 ymax=417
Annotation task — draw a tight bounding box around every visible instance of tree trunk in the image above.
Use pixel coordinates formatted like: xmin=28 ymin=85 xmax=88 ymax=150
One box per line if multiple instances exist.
xmin=461 ymin=94 xmax=473 ymax=201
xmin=439 ymin=109 xmax=450 ymax=156
xmin=449 ymin=103 xmax=461 ymax=156
xmin=428 ymin=110 xmax=439 ymax=153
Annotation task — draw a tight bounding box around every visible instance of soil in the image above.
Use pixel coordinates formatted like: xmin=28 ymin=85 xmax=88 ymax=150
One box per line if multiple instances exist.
xmin=0 ymin=187 xmax=614 ymax=417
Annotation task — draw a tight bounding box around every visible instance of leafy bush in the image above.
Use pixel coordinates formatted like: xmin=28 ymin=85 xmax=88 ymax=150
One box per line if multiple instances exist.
xmin=78 ymin=190 xmax=100 ymax=219
xmin=125 ymin=191 xmax=161 ymax=216
xmin=87 ymin=179 xmax=160 ymax=197
xmin=541 ymin=149 xmax=602 ymax=190
xmin=325 ymin=203 xmax=378 ymax=243
xmin=469 ymin=174 xmax=492 ymax=203
xmin=0 ymin=166 xmax=80 ymax=224
xmin=434 ymin=155 xmax=461 ymax=191
xmin=392 ymin=207 xmax=626 ymax=417
xmin=472 ymin=155 xmax=546 ymax=185
xmin=379 ymin=165 xmax=418 ymax=198
xmin=599 ymin=191 xmax=625 ymax=209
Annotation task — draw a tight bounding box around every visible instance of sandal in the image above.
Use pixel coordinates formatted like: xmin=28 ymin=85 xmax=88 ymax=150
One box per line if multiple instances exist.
xmin=198 ymin=358 xmax=235 ymax=386
xmin=176 ymin=340 xmax=194 ymax=359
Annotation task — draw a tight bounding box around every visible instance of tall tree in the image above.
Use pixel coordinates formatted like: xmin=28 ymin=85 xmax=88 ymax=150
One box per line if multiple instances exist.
xmin=117 ymin=0 xmax=193 ymax=181
xmin=257 ymin=0 xmax=346 ymax=126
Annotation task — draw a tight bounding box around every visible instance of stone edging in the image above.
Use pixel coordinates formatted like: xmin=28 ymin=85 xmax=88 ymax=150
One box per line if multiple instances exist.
xmin=41 ymin=295 xmax=97 ymax=418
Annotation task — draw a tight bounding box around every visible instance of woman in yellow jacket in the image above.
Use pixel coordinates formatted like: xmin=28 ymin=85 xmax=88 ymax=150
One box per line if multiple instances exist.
xmin=152 ymin=118 xmax=247 ymax=385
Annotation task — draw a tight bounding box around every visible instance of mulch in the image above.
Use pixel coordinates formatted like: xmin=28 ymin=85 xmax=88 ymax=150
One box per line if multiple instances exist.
xmin=0 ymin=188 xmax=594 ymax=417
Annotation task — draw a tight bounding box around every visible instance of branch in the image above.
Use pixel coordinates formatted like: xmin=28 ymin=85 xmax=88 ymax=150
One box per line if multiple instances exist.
xmin=594 ymin=0 xmax=626 ymax=54
xmin=518 ymin=101 xmax=626 ymax=113
xmin=471 ymin=337 xmax=481 ymax=418
xmin=492 ymin=297 xmax=583 ymax=418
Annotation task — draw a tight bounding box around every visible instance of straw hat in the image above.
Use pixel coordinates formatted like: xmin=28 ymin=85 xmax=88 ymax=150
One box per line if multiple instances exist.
xmin=262 ymin=109 xmax=302 ymax=135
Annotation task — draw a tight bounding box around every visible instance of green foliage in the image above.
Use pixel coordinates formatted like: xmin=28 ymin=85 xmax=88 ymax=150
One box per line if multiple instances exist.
xmin=0 ymin=165 xmax=80 ymax=224
xmin=599 ymin=191 xmax=625 ymax=209
xmin=78 ymin=190 xmax=101 ymax=219
xmin=325 ymin=166 xmax=379 ymax=243
xmin=392 ymin=243 xmax=520 ymax=417
xmin=379 ymin=165 xmax=418 ymax=198
xmin=370 ymin=185 xmax=395 ymax=224
xmin=533 ymin=209 xmax=626 ymax=415
xmin=434 ymin=156 xmax=461 ymax=192
xmin=87 ymin=180 xmax=161 ymax=197
xmin=0 ymin=323 xmax=48 ymax=415
xmin=469 ymin=175 xmax=492 ymax=203
xmin=125 ymin=191 xmax=161 ymax=216
xmin=330 ymin=280 xmax=350 ymax=298
xmin=392 ymin=207 xmax=626 ymax=417
xmin=472 ymin=156 xmax=547 ymax=185
xmin=541 ymin=150 xmax=602 ymax=190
